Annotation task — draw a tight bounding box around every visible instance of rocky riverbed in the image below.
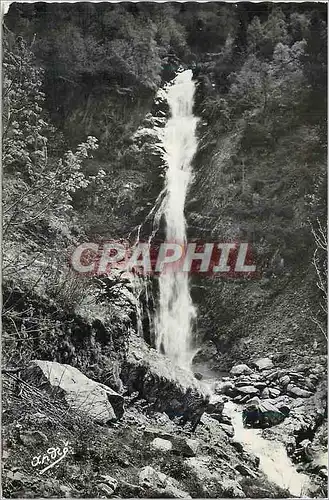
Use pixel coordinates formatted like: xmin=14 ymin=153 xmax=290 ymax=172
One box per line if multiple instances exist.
xmin=2 ymin=351 xmax=327 ymax=498
xmin=206 ymin=355 xmax=328 ymax=495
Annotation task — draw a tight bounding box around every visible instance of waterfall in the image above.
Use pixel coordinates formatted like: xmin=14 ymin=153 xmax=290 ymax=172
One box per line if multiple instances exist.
xmin=155 ymin=70 xmax=199 ymax=370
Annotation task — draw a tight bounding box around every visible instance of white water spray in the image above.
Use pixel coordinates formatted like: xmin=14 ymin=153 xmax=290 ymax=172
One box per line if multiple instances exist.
xmin=155 ymin=70 xmax=199 ymax=369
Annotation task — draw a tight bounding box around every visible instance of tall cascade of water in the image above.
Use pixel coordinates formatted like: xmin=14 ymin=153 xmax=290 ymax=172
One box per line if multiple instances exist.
xmin=155 ymin=69 xmax=198 ymax=369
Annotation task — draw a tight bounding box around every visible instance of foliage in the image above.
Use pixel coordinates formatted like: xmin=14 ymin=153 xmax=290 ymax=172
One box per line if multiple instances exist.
xmin=197 ymin=4 xmax=326 ymax=264
xmin=191 ymin=4 xmax=327 ymax=352
xmin=2 ymin=33 xmax=48 ymax=177
xmin=247 ymin=8 xmax=290 ymax=58
xmin=3 ymin=32 xmax=105 ymax=231
xmin=2 ymin=28 xmax=110 ymax=344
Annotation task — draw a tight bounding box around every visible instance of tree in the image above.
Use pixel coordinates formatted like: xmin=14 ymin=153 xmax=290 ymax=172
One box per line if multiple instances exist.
xmin=2 ymin=30 xmax=105 ymax=295
xmin=2 ymin=30 xmax=48 ymax=178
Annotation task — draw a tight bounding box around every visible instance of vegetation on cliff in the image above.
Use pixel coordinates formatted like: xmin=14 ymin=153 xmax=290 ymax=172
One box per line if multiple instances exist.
xmin=189 ymin=4 xmax=327 ymax=366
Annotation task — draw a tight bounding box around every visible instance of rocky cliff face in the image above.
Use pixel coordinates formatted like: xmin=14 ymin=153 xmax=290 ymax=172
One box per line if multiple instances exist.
xmin=185 ymin=52 xmax=327 ymax=371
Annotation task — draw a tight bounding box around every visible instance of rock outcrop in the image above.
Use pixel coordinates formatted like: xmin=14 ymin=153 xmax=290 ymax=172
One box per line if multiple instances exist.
xmin=121 ymin=337 xmax=207 ymax=419
xmin=263 ymin=380 xmax=327 ymax=454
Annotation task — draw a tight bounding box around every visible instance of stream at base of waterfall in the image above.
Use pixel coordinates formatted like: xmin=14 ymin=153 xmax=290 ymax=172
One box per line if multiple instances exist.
xmin=200 ymin=373 xmax=311 ymax=497
xmin=140 ymin=69 xmax=314 ymax=497
xmin=225 ymin=401 xmax=310 ymax=497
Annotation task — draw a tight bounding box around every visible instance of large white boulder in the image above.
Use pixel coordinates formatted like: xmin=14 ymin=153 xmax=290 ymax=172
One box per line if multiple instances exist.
xmin=23 ymin=360 xmax=124 ymax=424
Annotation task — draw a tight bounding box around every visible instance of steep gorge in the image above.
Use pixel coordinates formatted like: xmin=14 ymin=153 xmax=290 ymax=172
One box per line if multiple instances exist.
xmin=2 ymin=2 xmax=327 ymax=499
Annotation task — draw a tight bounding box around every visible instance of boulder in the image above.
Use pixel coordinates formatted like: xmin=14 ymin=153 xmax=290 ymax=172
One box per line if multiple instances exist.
xmin=151 ymin=438 xmax=173 ymax=452
xmin=279 ymin=375 xmax=290 ymax=386
xmin=253 ymin=358 xmax=274 ymax=371
xmin=235 ymin=463 xmax=258 ymax=478
xmin=7 ymin=470 xmax=27 ymax=482
xmin=260 ymin=388 xmax=270 ymax=399
xmin=303 ymin=378 xmax=317 ymax=393
xmin=286 ymin=385 xmax=312 ymax=398
xmin=121 ymin=337 xmax=207 ymax=421
xmin=139 ymin=466 xmax=167 ymax=489
xmin=236 ymin=378 xmax=252 ymax=387
xmin=221 ymin=414 xmax=232 ymax=425
xmin=206 ymin=413 xmax=222 ymax=423
xmin=240 ymin=395 xmax=251 ymax=404
xmin=98 ymin=475 xmax=118 ymax=493
xmin=217 ymin=380 xmax=237 ymax=397
xmin=138 ymin=466 xmax=191 ymax=498
xmin=145 ymin=430 xmax=198 ymax=457
xmin=22 ymin=360 xmax=123 ymax=424
xmin=288 ymin=371 xmax=305 ymax=379
xmin=205 ymin=398 xmax=225 ymax=421
xmin=265 ymin=370 xmax=279 ymax=382
xmin=144 ymin=428 xmax=173 ymax=441
xmin=97 ymin=483 xmax=115 ymax=497
xmin=243 ymin=399 xmax=286 ymax=428
xmin=253 ymin=381 xmax=267 ymax=390
xmin=237 ymin=386 xmax=260 ymax=396
xmin=259 ymin=400 xmax=286 ymax=425
xmin=19 ymin=430 xmax=48 ymax=447
xmin=231 ymin=440 xmax=244 ymax=453
xmin=230 ymin=364 xmax=253 ymax=376
xmin=269 ymin=388 xmax=281 ymax=398
xmin=172 ymin=437 xmax=199 ymax=457
xmin=277 ymin=404 xmax=290 ymax=417
xmin=246 ymin=396 xmax=261 ymax=406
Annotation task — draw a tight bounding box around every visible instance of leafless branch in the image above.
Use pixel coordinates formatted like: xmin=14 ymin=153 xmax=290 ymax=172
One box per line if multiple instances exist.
xmin=310 ymin=218 xmax=327 ymax=339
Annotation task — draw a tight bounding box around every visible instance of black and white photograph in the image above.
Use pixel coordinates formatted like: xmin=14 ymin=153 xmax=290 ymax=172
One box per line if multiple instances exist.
xmin=1 ymin=0 xmax=328 ymax=498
